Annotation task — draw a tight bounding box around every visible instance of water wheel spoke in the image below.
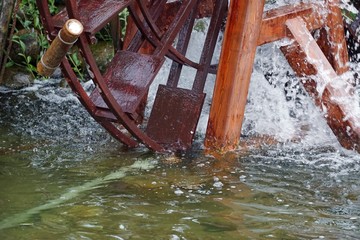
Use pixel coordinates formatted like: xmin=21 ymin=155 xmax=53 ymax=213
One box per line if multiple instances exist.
xmin=90 ymin=50 xmax=163 ymax=117
xmin=60 ymin=57 xmax=139 ymax=148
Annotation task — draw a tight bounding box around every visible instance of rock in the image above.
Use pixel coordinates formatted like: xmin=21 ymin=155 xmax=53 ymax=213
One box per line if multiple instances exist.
xmin=9 ymin=29 xmax=40 ymax=65
xmin=51 ymin=67 xmax=63 ymax=79
xmin=89 ymin=41 xmax=114 ymax=73
xmin=3 ymin=66 xmax=34 ymax=89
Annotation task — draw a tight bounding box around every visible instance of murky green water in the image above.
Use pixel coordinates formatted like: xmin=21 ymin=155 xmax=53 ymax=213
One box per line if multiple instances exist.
xmin=1 ymin=80 xmax=360 ymax=239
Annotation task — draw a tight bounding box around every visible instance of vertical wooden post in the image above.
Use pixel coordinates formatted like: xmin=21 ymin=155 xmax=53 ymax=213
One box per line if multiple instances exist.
xmin=0 ymin=0 xmax=16 ymax=84
xmin=205 ymin=0 xmax=265 ymax=151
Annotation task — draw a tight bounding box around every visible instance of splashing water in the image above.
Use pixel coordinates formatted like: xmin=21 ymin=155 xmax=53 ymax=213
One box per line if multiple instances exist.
xmin=1 ymin=0 xmax=353 ymax=152
xmin=1 ymin=1 xmax=359 ymax=159
xmin=1 ymin=0 xmax=360 ymax=239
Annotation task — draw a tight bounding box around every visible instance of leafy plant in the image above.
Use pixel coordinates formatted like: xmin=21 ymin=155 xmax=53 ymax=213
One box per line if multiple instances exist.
xmin=119 ymin=9 xmax=129 ymax=38
xmin=10 ymin=35 xmax=37 ymax=77
xmin=7 ymin=0 xmax=57 ymax=77
xmin=68 ymin=52 xmax=84 ymax=80
xmin=9 ymin=0 xmax=128 ymax=80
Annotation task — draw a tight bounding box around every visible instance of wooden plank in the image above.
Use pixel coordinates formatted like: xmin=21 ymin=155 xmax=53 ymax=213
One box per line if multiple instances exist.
xmin=146 ymin=85 xmax=205 ymax=150
xmin=205 ymin=0 xmax=265 ymax=151
xmin=316 ymin=0 xmax=349 ymax=74
xmin=89 ymin=50 xmax=163 ymax=117
xmin=281 ymin=17 xmax=360 ymax=152
xmin=258 ymin=3 xmax=325 ymax=46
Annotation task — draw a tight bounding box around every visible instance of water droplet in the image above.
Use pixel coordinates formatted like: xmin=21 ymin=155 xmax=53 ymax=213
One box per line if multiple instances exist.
xmin=213 ymin=181 xmax=224 ymax=188
xmin=174 ymin=189 xmax=184 ymax=196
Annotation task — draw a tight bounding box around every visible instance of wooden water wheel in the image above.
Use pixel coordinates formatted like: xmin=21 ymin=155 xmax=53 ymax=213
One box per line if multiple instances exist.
xmin=37 ymin=0 xmax=360 ymax=154
xmin=36 ymin=0 xmax=228 ymax=152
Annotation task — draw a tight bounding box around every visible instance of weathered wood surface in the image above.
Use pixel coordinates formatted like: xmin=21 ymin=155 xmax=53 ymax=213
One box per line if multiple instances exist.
xmin=146 ymin=85 xmax=205 ymax=150
xmin=37 ymin=19 xmax=83 ymax=77
xmin=281 ymin=17 xmax=360 ymax=152
xmin=206 ymin=1 xmax=359 ymax=153
xmin=316 ymin=0 xmax=349 ymax=75
xmin=205 ymin=2 xmax=329 ymax=152
xmin=0 ymin=0 xmax=16 ymax=84
xmin=258 ymin=3 xmax=325 ymax=45
xmin=205 ymin=0 xmax=266 ymax=151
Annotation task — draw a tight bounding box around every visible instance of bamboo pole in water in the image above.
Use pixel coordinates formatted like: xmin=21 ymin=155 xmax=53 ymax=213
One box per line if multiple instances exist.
xmin=0 ymin=160 xmax=156 ymax=230
xmin=205 ymin=0 xmax=265 ymax=151
xmin=37 ymin=19 xmax=83 ymax=77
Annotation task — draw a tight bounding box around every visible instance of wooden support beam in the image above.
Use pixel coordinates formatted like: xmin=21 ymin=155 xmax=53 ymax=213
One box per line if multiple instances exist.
xmin=205 ymin=0 xmax=265 ymax=151
xmin=281 ymin=17 xmax=360 ymax=152
xmin=258 ymin=3 xmax=325 ymax=46
xmin=316 ymin=0 xmax=349 ymax=74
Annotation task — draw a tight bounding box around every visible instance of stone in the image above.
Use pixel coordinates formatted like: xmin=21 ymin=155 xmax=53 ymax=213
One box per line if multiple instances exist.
xmin=9 ymin=29 xmax=40 ymax=65
xmin=89 ymin=41 xmax=114 ymax=73
xmin=3 ymin=65 xmax=34 ymax=89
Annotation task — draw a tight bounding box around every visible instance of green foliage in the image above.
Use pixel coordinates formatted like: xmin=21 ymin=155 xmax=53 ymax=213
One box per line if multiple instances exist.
xmin=68 ymin=52 xmax=84 ymax=80
xmin=8 ymin=0 xmax=57 ymax=77
xmin=17 ymin=0 xmax=57 ymax=33
xmin=10 ymin=35 xmax=36 ymax=77
xmin=194 ymin=20 xmax=207 ymax=33
xmin=95 ymin=9 xmax=129 ymax=42
xmin=9 ymin=0 xmax=128 ymax=80
xmin=119 ymin=9 xmax=129 ymax=37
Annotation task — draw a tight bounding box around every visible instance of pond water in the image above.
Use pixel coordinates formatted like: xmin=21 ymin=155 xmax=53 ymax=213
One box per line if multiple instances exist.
xmin=1 ymin=61 xmax=360 ymax=239
xmin=1 ymin=0 xmax=360 ymax=238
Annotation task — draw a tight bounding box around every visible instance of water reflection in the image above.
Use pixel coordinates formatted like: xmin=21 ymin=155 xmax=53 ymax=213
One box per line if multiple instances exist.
xmin=1 ymin=9 xmax=360 ymax=237
xmin=1 ymin=106 xmax=359 ymax=239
